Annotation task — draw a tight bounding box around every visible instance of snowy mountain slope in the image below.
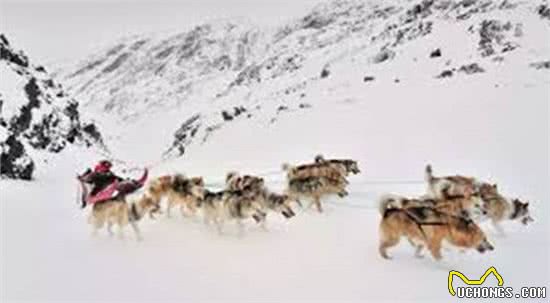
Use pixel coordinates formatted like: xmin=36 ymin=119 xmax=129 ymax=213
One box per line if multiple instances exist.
xmin=58 ymin=0 xmax=550 ymax=163
xmin=1 ymin=73 xmax=548 ymax=302
xmin=0 ymin=34 xmax=104 ymax=180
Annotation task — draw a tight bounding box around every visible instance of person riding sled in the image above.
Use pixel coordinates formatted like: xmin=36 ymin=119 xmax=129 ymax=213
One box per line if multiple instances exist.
xmin=77 ymin=160 xmax=148 ymax=208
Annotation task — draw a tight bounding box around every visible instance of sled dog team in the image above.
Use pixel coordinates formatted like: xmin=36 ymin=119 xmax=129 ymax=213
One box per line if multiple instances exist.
xmin=87 ymin=155 xmax=359 ymax=239
xmin=378 ymin=165 xmax=533 ymax=260
xmin=87 ymin=157 xmax=533 ymax=261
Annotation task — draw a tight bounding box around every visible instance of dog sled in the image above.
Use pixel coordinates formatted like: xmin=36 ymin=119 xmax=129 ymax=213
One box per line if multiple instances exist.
xmin=78 ymin=169 xmax=148 ymax=206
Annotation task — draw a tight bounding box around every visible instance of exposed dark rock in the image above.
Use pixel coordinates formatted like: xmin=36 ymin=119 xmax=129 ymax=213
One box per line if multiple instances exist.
xmin=67 ymin=58 xmax=106 ymax=78
xmin=102 ymin=52 xmax=130 ymax=73
xmin=430 ymin=48 xmax=442 ymax=58
xmin=538 ymin=4 xmax=550 ymax=20
xmin=363 ymin=76 xmax=375 ymax=82
xmin=320 ymin=68 xmax=330 ymax=78
xmin=373 ymin=48 xmax=395 ymax=63
xmin=10 ymin=78 xmax=41 ymax=136
xmin=155 ymin=46 xmax=175 ymax=59
xmin=221 ymin=111 xmax=233 ymax=121
xmin=1 ymin=34 xmax=103 ymax=180
xmin=302 ymin=13 xmax=333 ymax=29
xmin=277 ymin=105 xmax=288 ymax=113
xmin=530 ymin=60 xmax=550 ymax=70
xmin=0 ymin=35 xmax=29 ymax=67
xmin=403 ymin=0 xmax=434 ymax=23
xmin=437 ymin=69 xmax=454 ymax=78
xmin=0 ymin=135 xmax=34 ymax=180
xmin=478 ymin=20 xmax=513 ymax=57
xmin=458 ymin=63 xmax=485 ymax=74
xmin=164 ymin=114 xmax=201 ymax=157
xmin=232 ymin=64 xmax=261 ymax=86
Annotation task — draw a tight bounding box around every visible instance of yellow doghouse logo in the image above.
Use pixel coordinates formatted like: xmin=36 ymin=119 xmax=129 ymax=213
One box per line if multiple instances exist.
xmin=448 ymin=266 xmax=504 ymax=296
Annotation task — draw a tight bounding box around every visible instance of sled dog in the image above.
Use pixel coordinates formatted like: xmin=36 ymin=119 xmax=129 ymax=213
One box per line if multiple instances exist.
xmin=282 ymin=162 xmax=347 ymax=183
xmin=88 ymin=193 xmax=159 ymax=240
xmin=378 ymin=198 xmax=494 ymax=260
xmin=147 ymin=174 xmax=205 ymax=217
xmin=199 ymin=189 xmax=267 ymax=234
xmin=225 ymin=172 xmax=265 ymax=194
xmin=425 ymin=164 xmax=478 ymax=199
xmin=285 ymin=176 xmax=347 ymax=212
xmin=314 ymin=154 xmax=360 ymax=175
xmin=477 ymin=183 xmax=534 ymax=233
xmin=260 ymin=190 xmax=300 ymax=219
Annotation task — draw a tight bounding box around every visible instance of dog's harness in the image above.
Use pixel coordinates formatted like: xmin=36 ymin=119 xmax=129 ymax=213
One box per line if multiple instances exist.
xmin=399 ymin=207 xmax=473 ymax=242
xmin=401 ymin=208 xmax=448 ymax=240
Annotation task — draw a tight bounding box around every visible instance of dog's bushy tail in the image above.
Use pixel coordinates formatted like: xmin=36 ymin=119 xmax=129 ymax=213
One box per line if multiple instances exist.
xmin=425 ymin=164 xmax=434 ymax=182
xmin=378 ymin=194 xmax=402 ymax=216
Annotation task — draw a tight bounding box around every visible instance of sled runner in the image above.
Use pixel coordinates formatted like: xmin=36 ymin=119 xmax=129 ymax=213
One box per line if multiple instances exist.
xmin=78 ymin=169 xmax=148 ymax=206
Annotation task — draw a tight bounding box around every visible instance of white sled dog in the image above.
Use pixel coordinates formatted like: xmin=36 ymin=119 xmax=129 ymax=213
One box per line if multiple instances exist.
xmin=88 ymin=192 xmax=159 ymax=241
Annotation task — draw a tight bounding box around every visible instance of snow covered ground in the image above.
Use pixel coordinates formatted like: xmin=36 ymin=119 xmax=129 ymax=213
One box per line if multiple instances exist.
xmin=1 ymin=74 xmax=548 ymax=301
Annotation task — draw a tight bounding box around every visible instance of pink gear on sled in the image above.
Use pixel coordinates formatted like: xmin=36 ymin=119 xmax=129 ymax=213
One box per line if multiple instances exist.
xmin=79 ymin=169 xmax=148 ymax=205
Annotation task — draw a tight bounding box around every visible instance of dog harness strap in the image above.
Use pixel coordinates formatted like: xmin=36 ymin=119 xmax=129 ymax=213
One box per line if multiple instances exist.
xmin=402 ymin=209 xmax=430 ymax=240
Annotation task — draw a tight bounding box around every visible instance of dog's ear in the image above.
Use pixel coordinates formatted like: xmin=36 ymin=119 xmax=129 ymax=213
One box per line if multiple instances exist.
xmin=282 ymin=163 xmax=290 ymax=171
xmin=314 ymin=154 xmax=325 ymax=163
xmin=492 ymin=183 xmax=498 ymax=190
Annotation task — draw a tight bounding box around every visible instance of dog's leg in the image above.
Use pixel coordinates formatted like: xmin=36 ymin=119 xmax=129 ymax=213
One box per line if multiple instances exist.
xmin=408 ymin=238 xmax=424 ymax=258
xmin=91 ymin=220 xmax=101 ymax=237
xmin=337 ymin=190 xmax=348 ymax=198
xmin=379 ymin=237 xmax=399 ymax=260
xmin=166 ymin=200 xmax=173 ymax=218
xmin=187 ymin=201 xmax=198 ymax=216
xmin=215 ymin=217 xmax=224 ymax=235
xmin=427 ymin=240 xmax=443 ymax=261
xmin=237 ymin=219 xmax=245 ymax=237
xmin=313 ymin=196 xmax=323 ymax=213
xmin=260 ymin=218 xmax=268 ymax=232
xmin=180 ymin=205 xmax=189 ymax=218
xmin=415 ymin=245 xmax=425 ymax=258
xmin=130 ymin=221 xmax=143 ymax=241
xmin=107 ymin=222 xmax=114 ymax=237
xmin=117 ymin=207 xmax=128 ymax=240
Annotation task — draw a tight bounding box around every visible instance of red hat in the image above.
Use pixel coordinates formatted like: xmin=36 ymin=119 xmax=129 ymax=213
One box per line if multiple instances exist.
xmin=94 ymin=160 xmax=112 ymax=173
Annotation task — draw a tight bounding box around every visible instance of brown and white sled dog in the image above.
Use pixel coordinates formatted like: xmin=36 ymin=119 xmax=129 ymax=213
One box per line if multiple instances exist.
xmin=147 ymin=174 xmax=205 ymax=217
xmin=260 ymin=190 xmax=300 ymax=219
xmin=378 ymin=198 xmax=494 ymax=260
xmin=425 ymin=165 xmax=479 ymax=199
xmin=88 ymin=193 xmax=159 ymax=241
xmin=225 ymin=172 xmax=265 ymax=194
xmin=199 ymin=189 xmax=267 ymax=234
xmin=282 ymin=162 xmax=347 ymax=184
xmin=314 ymin=154 xmax=360 ymax=175
xmin=477 ymin=183 xmax=534 ymax=234
xmin=285 ymin=176 xmax=347 ymax=212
